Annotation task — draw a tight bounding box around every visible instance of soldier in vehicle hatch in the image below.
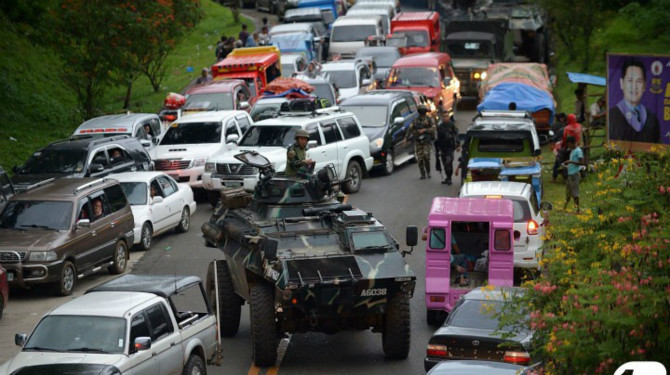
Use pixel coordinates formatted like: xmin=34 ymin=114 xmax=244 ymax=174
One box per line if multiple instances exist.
xmin=406 ymin=104 xmax=436 ymax=179
xmin=285 ymin=129 xmax=315 ymax=177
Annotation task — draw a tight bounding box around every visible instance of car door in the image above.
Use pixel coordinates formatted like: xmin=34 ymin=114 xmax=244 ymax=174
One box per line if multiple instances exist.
xmin=72 ymin=197 xmax=99 ymax=273
xmin=389 ymin=100 xmax=412 ymax=158
xmin=318 ymin=120 xmax=344 ymax=177
xmin=79 ymin=191 xmax=117 ymax=267
xmin=87 ymin=148 xmax=110 ymax=177
xmin=235 ymin=114 xmax=251 ymax=136
xmin=304 ymin=122 xmax=327 ymax=171
xmin=107 ymin=146 xmax=138 ymax=175
xmin=126 ymin=312 xmax=159 ymax=375
xmin=149 ymin=178 xmax=173 ymax=232
xmin=157 ymin=175 xmax=183 ymax=228
xmin=145 ymin=303 xmax=182 ymax=375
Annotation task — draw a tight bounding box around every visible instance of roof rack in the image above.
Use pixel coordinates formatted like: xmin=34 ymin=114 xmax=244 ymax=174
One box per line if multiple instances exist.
xmin=73 ymin=178 xmax=109 ymax=194
xmin=25 ymin=178 xmax=56 ymax=191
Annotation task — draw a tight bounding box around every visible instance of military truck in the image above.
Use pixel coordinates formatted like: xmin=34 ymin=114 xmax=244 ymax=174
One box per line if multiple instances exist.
xmin=201 ymin=151 xmax=417 ymax=367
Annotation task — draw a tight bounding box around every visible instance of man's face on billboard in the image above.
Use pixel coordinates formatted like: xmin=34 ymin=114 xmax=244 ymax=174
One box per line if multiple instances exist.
xmin=620 ymin=65 xmax=645 ymax=106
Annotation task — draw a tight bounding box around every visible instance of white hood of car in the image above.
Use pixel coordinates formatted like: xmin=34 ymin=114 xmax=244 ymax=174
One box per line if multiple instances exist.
xmin=208 ymin=147 xmax=290 ymax=170
xmin=150 ymin=143 xmax=222 ymax=160
xmin=0 ymin=352 xmax=125 ymax=373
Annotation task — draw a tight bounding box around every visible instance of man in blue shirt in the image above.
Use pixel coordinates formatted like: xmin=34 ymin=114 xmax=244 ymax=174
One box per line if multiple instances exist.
xmin=562 ymin=136 xmax=584 ymax=214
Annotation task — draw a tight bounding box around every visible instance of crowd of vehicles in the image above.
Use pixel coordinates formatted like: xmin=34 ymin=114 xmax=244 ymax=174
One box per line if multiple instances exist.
xmin=0 ymin=0 xmax=557 ymax=373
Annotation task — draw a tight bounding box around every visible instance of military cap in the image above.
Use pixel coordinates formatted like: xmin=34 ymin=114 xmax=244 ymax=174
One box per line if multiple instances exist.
xmin=295 ymin=129 xmax=310 ymax=139
xmin=418 ymin=104 xmax=428 ymax=113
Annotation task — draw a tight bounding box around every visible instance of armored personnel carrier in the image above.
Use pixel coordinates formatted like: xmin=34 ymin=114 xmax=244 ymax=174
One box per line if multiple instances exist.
xmin=202 ymin=151 xmax=417 ymax=367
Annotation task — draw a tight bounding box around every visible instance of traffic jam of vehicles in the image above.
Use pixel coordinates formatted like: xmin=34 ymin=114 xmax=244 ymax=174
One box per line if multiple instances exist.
xmin=0 ymin=0 xmax=557 ymax=373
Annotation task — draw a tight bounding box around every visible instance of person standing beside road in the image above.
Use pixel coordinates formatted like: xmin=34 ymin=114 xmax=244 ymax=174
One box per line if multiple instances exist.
xmin=434 ymin=114 xmax=460 ymax=185
xmin=195 ymin=68 xmax=213 ymax=85
xmin=259 ymin=26 xmax=270 ymax=46
xmin=563 ymin=136 xmax=584 ymax=214
xmin=552 ymin=113 xmax=582 ymax=182
xmin=608 ymin=58 xmax=661 ymax=143
xmin=245 ymin=32 xmax=259 ymax=47
xmin=589 ymin=96 xmax=607 ymax=128
xmin=238 ymin=24 xmax=250 ymax=46
xmin=285 ymin=130 xmax=315 ymax=177
xmin=406 ymin=104 xmax=436 ymax=179
xmin=215 ymin=35 xmax=226 ymax=61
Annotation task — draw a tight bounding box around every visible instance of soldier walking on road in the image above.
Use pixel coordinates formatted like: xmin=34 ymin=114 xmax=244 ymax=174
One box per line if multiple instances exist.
xmin=285 ymin=129 xmax=315 ymax=177
xmin=406 ymin=105 xmax=436 ymax=179
xmin=434 ymin=114 xmax=460 ymax=185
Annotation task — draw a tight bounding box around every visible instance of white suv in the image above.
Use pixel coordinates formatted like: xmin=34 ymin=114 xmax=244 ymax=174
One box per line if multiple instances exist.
xmin=149 ymin=110 xmax=252 ymax=190
xmin=202 ymin=106 xmax=373 ymax=205
xmin=459 ymin=181 xmax=550 ymax=270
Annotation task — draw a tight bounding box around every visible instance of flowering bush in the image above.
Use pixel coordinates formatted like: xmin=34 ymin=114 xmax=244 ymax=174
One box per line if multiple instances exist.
xmin=502 ymin=145 xmax=670 ymax=373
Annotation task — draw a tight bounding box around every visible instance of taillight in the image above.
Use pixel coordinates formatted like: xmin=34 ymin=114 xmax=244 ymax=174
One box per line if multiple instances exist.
xmin=527 ymin=220 xmax=538 ymax=235
xmin=503 ymin=350 xmax=531 ymax=365
xmin=426 ymin=344 xmax=447 ymax=358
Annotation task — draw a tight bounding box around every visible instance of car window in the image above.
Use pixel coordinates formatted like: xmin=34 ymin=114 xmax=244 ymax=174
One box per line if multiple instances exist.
xmin=120 ymin=182 xmax=148 ymax=206
xmin=150 ymin=179 xmax=164 ymax=198
xmin=321 ymin=121 xmax=342 ymax=144
xmin=337 ymin=117 xmax=361 ymax=139
xmin=1 ymin=200 xmax=73 ymax=230
xmin=157 ymin=176 xmax=176 ymax=197
xmin=0 ymin=173 xmax=13 ymax=198
xmin=397 ymin=101 xmax=410 ymax=116
xmin=446 ymin=299 xmax=504 ymax=330
xmin=390 ymin=102 xmax=403 ymax=121
xmin=150 ymin=119 xmax=162 ymax=136
xmin=91 ymin=150 xmax=108 ymax=167
xmin=305 ymin=123 xmax=322 ymax=145
xmin=406 ymin=97 xmax=417 ymax=113
xmin=134 ymin=125 xmax=149 ymax=140
xmin=225 ymin=119 xmax=239 ymax=138
xmin=429 ymin=228 xmax=446 ymax=249
xmin=130 ymin=313 xmax=152 ymax=350
xmin=529 ymin=191 xmax=539 ymax=216
xmin=108 ymin=147 xmax=130 ymax=166
xmin=88 ymin=192 xmax=110 ymax=222
xmin=105 ymin=185 xmax=127 ymax=212
xmin=235 ymin=115 xmax=251 ymax=134
xmin=145 ymin=303 xmax=174 ymax=341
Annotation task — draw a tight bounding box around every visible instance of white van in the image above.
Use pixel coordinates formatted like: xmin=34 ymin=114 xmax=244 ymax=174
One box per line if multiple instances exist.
xmin=329 ymin=15 xmax=384 ymax=59
xmin=347 ymin=4 xmax=394 ymax=34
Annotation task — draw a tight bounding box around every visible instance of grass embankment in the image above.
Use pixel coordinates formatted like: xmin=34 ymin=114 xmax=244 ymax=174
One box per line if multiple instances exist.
xmin=0 ymin=1 xmax=251 ymax=170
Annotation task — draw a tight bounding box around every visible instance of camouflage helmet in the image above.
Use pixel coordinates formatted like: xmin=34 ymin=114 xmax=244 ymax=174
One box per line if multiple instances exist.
xmin=295 ymin=129 xmax=310 ymax=140
xmin=418 ymin=104 xmax=429 ymax=113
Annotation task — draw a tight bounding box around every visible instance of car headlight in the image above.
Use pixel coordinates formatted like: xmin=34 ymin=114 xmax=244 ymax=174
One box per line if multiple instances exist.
xmin=205 ymin=162 xmax=216 ymax=173
xmin=192 ymin=158 xmax=207 ymax=168
xmin=369 ymin=138 xmax=384 ymax=152
xmin=28 ymin=251 xmax=57 ymax=262
xmin=481 ymin=71 xmax=487 ymax=80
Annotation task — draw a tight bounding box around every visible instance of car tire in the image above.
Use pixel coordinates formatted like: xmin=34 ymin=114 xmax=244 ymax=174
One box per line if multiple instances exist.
xmin=342 ymin=161 xmax=362 ymax=194
xmin=250 ymin=284 xmax=278 ymax=367
xmin=55 ymin=260 xmax=76 ymax=296
xmin=382 ymin=152 xmax=394 ymax=176
xmin=382 ymin=295 xmax=410 ymax=359
xmin=207 ymin=190 xmax=220 ymax=208
xmin=137 ymin=222 xmax=153 ymax=251
xmin=176 ymin=207 xmax=190 ymax=233
xmin=206 ymin=260 xmax=242 ymax=337
xmin=108 ymin=240 xmax=128 ymax=275
xmin=182 ymin=354 xmax=205 ymax=375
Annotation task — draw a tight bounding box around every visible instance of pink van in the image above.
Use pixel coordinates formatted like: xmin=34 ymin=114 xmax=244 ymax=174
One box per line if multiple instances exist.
xmin=424 ymin=197 xmax=515 ymax=325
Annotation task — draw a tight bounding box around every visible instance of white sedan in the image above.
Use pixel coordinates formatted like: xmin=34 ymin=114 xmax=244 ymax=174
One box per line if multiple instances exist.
xmin=111 ymin=172 xmax=197 ymax=250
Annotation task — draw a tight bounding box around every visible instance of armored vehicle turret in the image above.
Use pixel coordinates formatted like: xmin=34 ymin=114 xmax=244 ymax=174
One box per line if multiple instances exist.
xmin=202 ymin=151 xmax=417 ymax=367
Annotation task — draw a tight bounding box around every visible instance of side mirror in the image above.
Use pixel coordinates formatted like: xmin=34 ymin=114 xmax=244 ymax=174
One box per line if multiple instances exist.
xmin=307 ymin=140 xmax=318 ymax=149
xmin=406 ymin=225 xmax=418 ymax=246
xmin=12 ymin=166 xmax=20 ymax=174
xmin=133 ymin=337 xmax=152 ymax=352
xmin=140 ymin=139 xmax=152 ymax=148
xmin=226 ymin=133 xmax=240 ymax=144
xmin=362 ymin=78 xmax=372 ymax=86
xmin=152 ymin=137 xmax=160 ymax=145
xmin=393 ymin=117 xmax=405 ymax=126
xmin=239 ymin=101 xmax=250 ymax=110
xmin=15 ymin=333 xmax=27 ymax=347
xmin=76 ymin=219 xmax=91 ymax=229
xmin=88 ymin=163 xmax=104 ymax=173
xmin=152 ymin=196 xmax=164 ymax=205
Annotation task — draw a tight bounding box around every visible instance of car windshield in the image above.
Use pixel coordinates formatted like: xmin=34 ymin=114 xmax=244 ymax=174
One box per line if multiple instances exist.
xmin=239 ymin=126 xmax=301 ymax=147
xmin=160 ymin=122 xmax=222 ymax=145
xmin=388 ymin=67 xmax=440 ymax=87
xmin=24 ymin=315 xmax=126 ymax=354
xmin=356 ymin=50 xmax=399 ymax=68
xmin=448 ymin=299 xmax=503 ymax=330
xmin=310 ymin=83 xmax=336 ymax=105
xmin=447 ymin=41 xmax=492 ymax=58
xmin=341 ymin=105 xmax=388 ymax=127
xmin=20 ymin=149 xmax=88 ymax=174
xmin=324 ymin=69 xmax=356 ymax=88
xmin=183 ymin=92 xmax=234 ymax=111
xmin=250 ymin=102 xmax=287 ymax=122
xmin=0 ymin=201 xmax=73 ymax=230
xmin=331 ymin=25 xmax=377 ymax=42
xmin=120 ymin=182 xmax=147 ymax=206
xmin=397 ymin=30 xmax=429 ymax=47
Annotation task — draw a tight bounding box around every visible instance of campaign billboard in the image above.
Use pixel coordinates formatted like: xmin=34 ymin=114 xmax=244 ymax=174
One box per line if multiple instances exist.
xmin=607 ymin=53 xmax=670 ymax=150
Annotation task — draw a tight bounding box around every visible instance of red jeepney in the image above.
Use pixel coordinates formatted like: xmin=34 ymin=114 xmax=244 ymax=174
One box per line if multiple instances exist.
xmin=211 ymin=46 xmax=282 ymax=98
xmin=389 ymin=11 xmax=440 ymax=55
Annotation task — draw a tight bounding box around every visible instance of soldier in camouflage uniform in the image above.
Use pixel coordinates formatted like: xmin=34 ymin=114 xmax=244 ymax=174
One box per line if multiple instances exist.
xmin=285 ymin=129 xmax=315 ymax=177
xmin=434 ymin=114 xmax=460 ymax=185
xmin=406 ymin=105 xmax=436 ymax=179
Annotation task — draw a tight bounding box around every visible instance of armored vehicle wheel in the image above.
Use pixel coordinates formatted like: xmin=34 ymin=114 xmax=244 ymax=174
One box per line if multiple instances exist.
xmin=383 ymin=152 xmax=394 ymax=176
xmin=207 ymin=190 xmax=220 ymax=207
xmin=342 ymin=161 xmax=362 ymax=194
xmin=250 ymin=284 xmax=278 ymax=367
xmin=108 ymin=240 xmax=128 ymax=275
xmin=182 ymin=354 xmax=205 ymax=375
xmin=55 ymin=260 xmax=76 ymax=296
xmin=383 ymin=295 xmax=410 ymax=359
xmin=206 ymin=261 xmax=242 ymax=336
xmin=137 ymin=222 xmax=152 ymax=251
xmin=176 ymin=207 xmax=190 ymax=233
